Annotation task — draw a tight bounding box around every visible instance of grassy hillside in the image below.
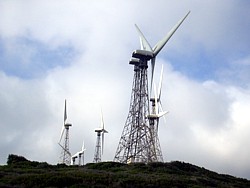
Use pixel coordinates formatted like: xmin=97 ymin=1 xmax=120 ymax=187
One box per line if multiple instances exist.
xmin=0 ymin=154 xmax=249 ymax=187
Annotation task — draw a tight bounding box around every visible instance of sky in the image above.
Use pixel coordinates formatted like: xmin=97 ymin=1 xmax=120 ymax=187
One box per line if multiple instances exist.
xmin=0 ymin=0 xmax=250 ymax=179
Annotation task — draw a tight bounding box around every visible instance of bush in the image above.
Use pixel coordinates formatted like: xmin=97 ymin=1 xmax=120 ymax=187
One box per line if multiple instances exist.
xmin=85 ymin=161 xmax=126 ymax=170
xmin=7 ymin=154 xmax=29 ymax=165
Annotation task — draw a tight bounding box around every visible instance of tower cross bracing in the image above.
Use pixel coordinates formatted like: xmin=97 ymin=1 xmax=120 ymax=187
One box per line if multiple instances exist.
xmin=114 ymin=11 xmax=190 ymax=164
xmin=114 ymin=58 xmax=158 ymax=163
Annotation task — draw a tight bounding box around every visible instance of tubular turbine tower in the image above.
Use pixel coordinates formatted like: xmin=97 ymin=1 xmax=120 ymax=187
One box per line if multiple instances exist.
xmin=114 ymin=11 xmax=190 ymax=164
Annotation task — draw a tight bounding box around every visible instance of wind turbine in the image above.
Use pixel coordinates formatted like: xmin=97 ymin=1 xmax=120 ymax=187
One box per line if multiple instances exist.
xmin=58 ymin=99 xmax=72 ymax=165
xmin=59 ymin=99 xmax=67 ymax=144
xmin=71 ymin=152 xmax=79 ymax=165
xmin=150 ymin=65 xmax=168 ymax=129
xmin=93 ymin=109 xmax=108 ymax=163
xmin=148 ymin=65 xmax=168 ymax=141
xmin=134 ymin=11 xmax=190 ymax=94
xmin=78 ymin=140 xmax=86 ymax=166
xmin=114 ymin=11 xmax=190 ymax=163
xmin=146 ymin=65 xmax=169 ymax=163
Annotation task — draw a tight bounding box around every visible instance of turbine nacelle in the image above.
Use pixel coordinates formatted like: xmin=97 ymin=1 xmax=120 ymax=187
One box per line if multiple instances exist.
xmin=64 ymin=123 xmax=72 ymax=129
xmin=95 ymin=128 xmax=108 ymax=133
xmin=71 ymin=152 xmax=79 ymax=165
xmin=147 ymin=111 xmax=168 ymax=119
xmin=129 ymin=57 xmax=142 ymax=65
xmin=132 ymin=50 xmax=154 ymax=61
xmin=78 ymin=149 xmax=86 ymax=156
xmin=71 ymin=152 xmax=79 ymax=159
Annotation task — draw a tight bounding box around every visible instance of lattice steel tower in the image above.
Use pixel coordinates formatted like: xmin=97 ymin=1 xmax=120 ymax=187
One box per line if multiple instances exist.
xmin=93 ymin=130 xmax=102 ymax=163
xmin=59 ymin=100 xmax=72 ymax=165
xmin=114 ymin=12 xmax=190 ymax=163
xmin=61 ymin=123 xmax=72 ymax=164
xmin=114 ymin=54 xmax=157 ymax=163
xmin=147 ymin=66 xmax=168 ymax=163
xmin=93 ymin=109 xmax=108 ymax=163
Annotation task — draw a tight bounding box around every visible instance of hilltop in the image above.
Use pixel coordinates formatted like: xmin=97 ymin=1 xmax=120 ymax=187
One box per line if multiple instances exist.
xmin=0 ymin=154 xmax=249 ymax=187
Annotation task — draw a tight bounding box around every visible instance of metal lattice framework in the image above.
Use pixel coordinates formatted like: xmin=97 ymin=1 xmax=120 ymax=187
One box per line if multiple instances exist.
xmin=62 ymin=124 xmax=71 ymax=164
xmin=93 ymin=110 xmax=108 ymax=163
xmin=114 ymin=12 xmax=190 ymax=164
xmin=93 ymin=131 xmax=102 ymax=163
xmin=58 ymin=100 xmax=72 ymax=165
xmin=59 ymin=123 xmax=72 ymax=165
xmin=114 ymin=58 xmax=159 ymax=163
xmin=148 ymin=97 xmax=164 ymax=162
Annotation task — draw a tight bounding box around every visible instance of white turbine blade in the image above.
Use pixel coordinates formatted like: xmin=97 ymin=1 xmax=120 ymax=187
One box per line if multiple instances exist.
xmin=100 ymin=108 xmax=104 ymax=130
xmin=157 ymin=65 xmax=164 ymax=100
xmin=158 ymin=111 xmax=169 ymax=118
xmin=153 ymin=11 xmax=190 ymax=56
xmin=59 ymin=126 xmax=65 ymax=143
xmin=159 ymin=102 xmax=168 ymax=123
xmin=72 ymin=152 xmax=79 ymax=158
xmin=135 ymin=24 xmax=153 ymax=51
xmin=150 ymin=57 xmax=156 ymax=96
xmin=81 ymin=140 xmax=85 ymax=151
xmin=64 ymin=99 xmax=67 ymax=123
xmin=59 ymin=99 xmax=67 ymax=143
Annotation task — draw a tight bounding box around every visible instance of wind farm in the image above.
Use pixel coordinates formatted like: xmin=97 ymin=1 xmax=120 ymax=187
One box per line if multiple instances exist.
xmin=57 ymin=11 xmax=190 ymax=166
xmin=1 ymin=1 xmax=250 ymax=186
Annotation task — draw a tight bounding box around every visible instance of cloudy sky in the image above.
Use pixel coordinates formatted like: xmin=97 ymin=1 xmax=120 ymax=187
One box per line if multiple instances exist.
xmin=1 ymin=0 xmax=250 ymax=179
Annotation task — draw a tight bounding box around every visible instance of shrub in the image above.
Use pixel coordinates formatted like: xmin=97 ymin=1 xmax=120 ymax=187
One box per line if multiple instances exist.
xmin=7 ymin=154 xmax=28 ymax=165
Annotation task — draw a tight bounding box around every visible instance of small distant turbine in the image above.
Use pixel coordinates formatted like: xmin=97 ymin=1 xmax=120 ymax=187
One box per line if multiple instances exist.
xmin=148 ymin=65 xmax=168 ymax=130
xmin=58 ymin=99 xmax=72 ymax=165
xmin=93 ymin=109 xmax=108 ymax=163
xmin=78 ymin=140 xmax=86 ymax=166
xmin=71 ymin=152 xmax=79 ymax=165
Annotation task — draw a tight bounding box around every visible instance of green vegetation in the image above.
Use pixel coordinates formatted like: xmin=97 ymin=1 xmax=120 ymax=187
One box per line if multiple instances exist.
xmin=0 ymin=154 xmax=249 ymax=187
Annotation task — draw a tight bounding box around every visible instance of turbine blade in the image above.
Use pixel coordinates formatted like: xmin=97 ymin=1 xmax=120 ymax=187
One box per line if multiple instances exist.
xmin=153 ymin=11 xmax=190 ymax=56
xmin=135 ymin=24 xmax=153 ymax=51
xmin=150 ymin=57 xmax=156 ymax=96
xmin=100 ymin=108 xmax=104 ymax=130
xmin=159 ymin=102 xmax=168 ymax=123
xmin=158 ymin=65 xmax=164 ymax=100
xmin=158 ymin=111 xmax=168 ymax=118
xmin=72 ymin=152 xmax=79 ymax=158
xmin=59 ymin=126 xmax=65 ymax=143
xmin=59 ymin=99 xmax=67 ymax=143
xmin=64 ymin=99 xmax=67 ymax=123
xmin=81 ymin=140 xmax=85 ymax=151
